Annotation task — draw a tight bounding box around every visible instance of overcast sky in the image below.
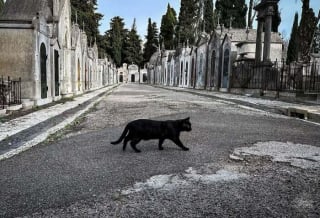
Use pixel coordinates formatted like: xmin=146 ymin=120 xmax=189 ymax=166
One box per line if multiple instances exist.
xmin=97 ymin=0 xmax=320 ymax=40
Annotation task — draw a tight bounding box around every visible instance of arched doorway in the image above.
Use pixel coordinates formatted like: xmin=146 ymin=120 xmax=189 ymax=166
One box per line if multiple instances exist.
xmin=119 ymin=73 xmax=123 ymax=82
xmin=54 ymin=50 xmax=59 ymax=96
xmin=143 ymin=74 xmax=147 ymax=82
xmin=185 ymin=62 xmax=188 ymax=86
xmin=77 ymin=59 xmax=81 ymax=91
xmin=85 ymin=63 xmax=88 ymax=90
xmin=222 ymin=49 xmax=230 ymax=88
xmin=210 ymin=50 xmax=216 ymax=87
xmin=180 ymin=61 xmax=183 ymax=86
xmin=131 ymin=74 xmax=135 ymax=82
xmin=40 ymin=43 xmax=47 ymax=99
xmin=199 ymin=53 xmax=204 ymax=86
xmin=191 ymin=57 xmax=195 ymax=88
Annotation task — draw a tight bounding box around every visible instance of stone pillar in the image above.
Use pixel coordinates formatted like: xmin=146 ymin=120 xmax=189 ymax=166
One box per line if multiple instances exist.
xmin=254 ymin=0 xmax=279 ymax=63
xmin=263 ymin=6 xmax=274 ymax=62
xmin=255 ymin=19 xmax=264 ymax=62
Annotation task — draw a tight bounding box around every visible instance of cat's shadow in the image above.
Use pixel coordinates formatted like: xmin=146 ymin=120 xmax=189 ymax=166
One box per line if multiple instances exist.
xmin=109 ymin=141 xmax=186 ymax=154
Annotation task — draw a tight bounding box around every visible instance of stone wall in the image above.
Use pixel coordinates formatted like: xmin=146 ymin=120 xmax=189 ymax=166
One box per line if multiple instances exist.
xmin=0 ymin=27 xmax=38 ymax=100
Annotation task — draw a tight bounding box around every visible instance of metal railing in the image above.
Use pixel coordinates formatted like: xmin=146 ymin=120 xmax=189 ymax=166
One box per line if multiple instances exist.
xmin=0 ymin=76 xmax=22 ymax=109
xmin=231 ymin=60 xmax=320 ymax=93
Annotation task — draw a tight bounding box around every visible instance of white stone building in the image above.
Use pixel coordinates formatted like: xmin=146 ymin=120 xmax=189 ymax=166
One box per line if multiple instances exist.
xmin=128 ymin=64 xmax=139 ymax=83
xmin=117 ymin=63 xmax=128 ymax=83
xmin=147 ymin=27 xmax=284 ymax=92
xmin=0 ymin=0 xmax=116 ymax=108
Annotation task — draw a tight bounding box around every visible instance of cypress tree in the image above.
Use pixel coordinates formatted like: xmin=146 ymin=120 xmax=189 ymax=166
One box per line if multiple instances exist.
xmin=160 ymin=4 xmax=177 ymax=50
xmin=70 ymin=0 xmax=103 ymax=43
xmin=0 ymin=0 xmax=4 ymax=14
xmin=177 ymin=0 xmax=198 ymax=45
xmin=104 ymin=16 xmax=127 ymax=67
xmin=312 ymin=24 xmax=320 ymax=54
xmin=123 ymin=19 xmax=143 ymax=66
xmin=286 ymin=13 xmax=299 ymax=64
xmin=204 ymin=0 xmax=215 ymax=33
xmin=272 ymin=4 xmax=281 ymax=32
xmin=143 ymin=18 xmax=159 ymax=63
xmin=215 ymin=0 xmax=247 ymax=29
xmin=297 ymin=0 xmax=320 ymax=62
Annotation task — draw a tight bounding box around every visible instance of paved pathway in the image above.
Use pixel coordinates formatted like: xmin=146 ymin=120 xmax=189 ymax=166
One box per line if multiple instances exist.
xmin=0 ymin=83 xmax=319 ymax=161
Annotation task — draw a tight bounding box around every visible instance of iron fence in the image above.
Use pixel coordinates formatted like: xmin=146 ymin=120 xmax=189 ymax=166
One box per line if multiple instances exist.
xmin=231 ymin=60 xmax=320 ymax=93
xmin=0 ymin=76 xmax=22 ymax=109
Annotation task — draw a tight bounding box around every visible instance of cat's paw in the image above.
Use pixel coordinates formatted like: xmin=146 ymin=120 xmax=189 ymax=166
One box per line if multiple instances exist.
xmin=159 ymin=147 xmax=164 ymax=150
xmin=182 ymin=147 xmax=189 ymax=151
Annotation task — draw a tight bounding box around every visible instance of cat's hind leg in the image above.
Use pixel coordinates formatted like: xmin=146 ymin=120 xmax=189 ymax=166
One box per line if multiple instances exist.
xmin=172 ymin=138 xmax=189 ymax=151
xmin=123 ymin=135 xmax=131 ymax=151
xmin=130 ymin=138 xmax=141 ymax=153
xmin=158 ymin=138 xmax=165 ymax=150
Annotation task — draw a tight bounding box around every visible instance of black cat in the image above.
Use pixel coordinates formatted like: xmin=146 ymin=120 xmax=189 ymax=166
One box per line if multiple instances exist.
xmin=111 ymin=117 xmax=192 ymax=152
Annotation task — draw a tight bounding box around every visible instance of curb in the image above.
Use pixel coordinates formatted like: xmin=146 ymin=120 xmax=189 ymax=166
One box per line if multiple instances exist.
xmin=0 ymin=85 xmax=118 ymax=161
xmin=153 ymin=85 xmax=320 ymax=124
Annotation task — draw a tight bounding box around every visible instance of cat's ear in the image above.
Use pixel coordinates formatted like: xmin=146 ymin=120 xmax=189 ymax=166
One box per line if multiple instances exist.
xmin=185 ymin=117 xmax=190 ymax=121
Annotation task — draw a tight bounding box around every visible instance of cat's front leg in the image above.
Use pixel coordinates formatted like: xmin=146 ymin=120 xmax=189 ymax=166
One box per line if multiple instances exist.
xmin=158 ymin=138 xmax=165 ymax=150
xmin=172 ymin=138 xmax=189 ymax=151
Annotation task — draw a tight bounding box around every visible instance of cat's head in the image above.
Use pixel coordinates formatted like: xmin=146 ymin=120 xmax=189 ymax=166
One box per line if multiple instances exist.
xmin=181 ymin=117 xmax=192 ymax=132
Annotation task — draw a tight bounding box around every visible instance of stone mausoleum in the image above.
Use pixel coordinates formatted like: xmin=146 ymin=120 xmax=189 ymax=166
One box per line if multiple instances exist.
xmin=0 ymin=0 xmax=116 ymax=108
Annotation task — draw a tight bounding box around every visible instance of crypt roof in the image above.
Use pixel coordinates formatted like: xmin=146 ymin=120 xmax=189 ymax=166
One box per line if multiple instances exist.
xmin=217 ymin=28 xmax=283 ymax=44
xmin=167 ymin=51 xmax=176 ymax=62
xmin=196 ymin=31 xmax=210 ymax=46
xmin=1 ymin=0 xmax=53 ymax=21
xmin=149 ymin=51 xmax=161 ymax=66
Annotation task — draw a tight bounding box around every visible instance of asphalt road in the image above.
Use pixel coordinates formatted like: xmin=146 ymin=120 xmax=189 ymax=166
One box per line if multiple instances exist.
xmin=0 ymin=84 xmax=319 ymax=217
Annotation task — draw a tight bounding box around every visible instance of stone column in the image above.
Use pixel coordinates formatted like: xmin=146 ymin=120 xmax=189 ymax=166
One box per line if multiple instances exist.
xmin=263 ymin=6 xmax=274 ymax=62
xmin=255 ymin=19 xmax=264 ymax=63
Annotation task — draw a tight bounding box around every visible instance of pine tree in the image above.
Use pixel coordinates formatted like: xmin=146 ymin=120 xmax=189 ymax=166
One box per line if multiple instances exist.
xmin=177 ymin=0 xmax=199 ymax=45
xmin=160 ymin=4 xmax=177 ymax=49
xmin=143 ymin=18 xmax=159 ymax=63
xmin=287 ymin=13 xmax=299 ymax=64
xmin=123 ymin=19 xmax=143 ymax=66
xmin=215 ymin=0 xmax=247 ymax=29
xmin=104 ymin=16 xmax=127 ymax=67
xmin=204 ymin=0 xmax=215 ymax=33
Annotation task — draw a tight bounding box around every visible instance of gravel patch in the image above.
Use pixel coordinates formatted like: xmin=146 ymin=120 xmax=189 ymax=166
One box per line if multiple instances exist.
xmin=233 ymin=141 xmax=320 ymax=169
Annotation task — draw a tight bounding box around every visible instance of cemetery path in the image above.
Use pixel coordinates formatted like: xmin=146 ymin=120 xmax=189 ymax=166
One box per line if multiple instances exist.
xmin=0 ymin=83 xmax=319 ymax=217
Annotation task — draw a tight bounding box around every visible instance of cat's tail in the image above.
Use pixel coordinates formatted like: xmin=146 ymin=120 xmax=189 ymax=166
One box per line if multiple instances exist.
xmin=110 ymin=125 xmax=129 ymax=145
